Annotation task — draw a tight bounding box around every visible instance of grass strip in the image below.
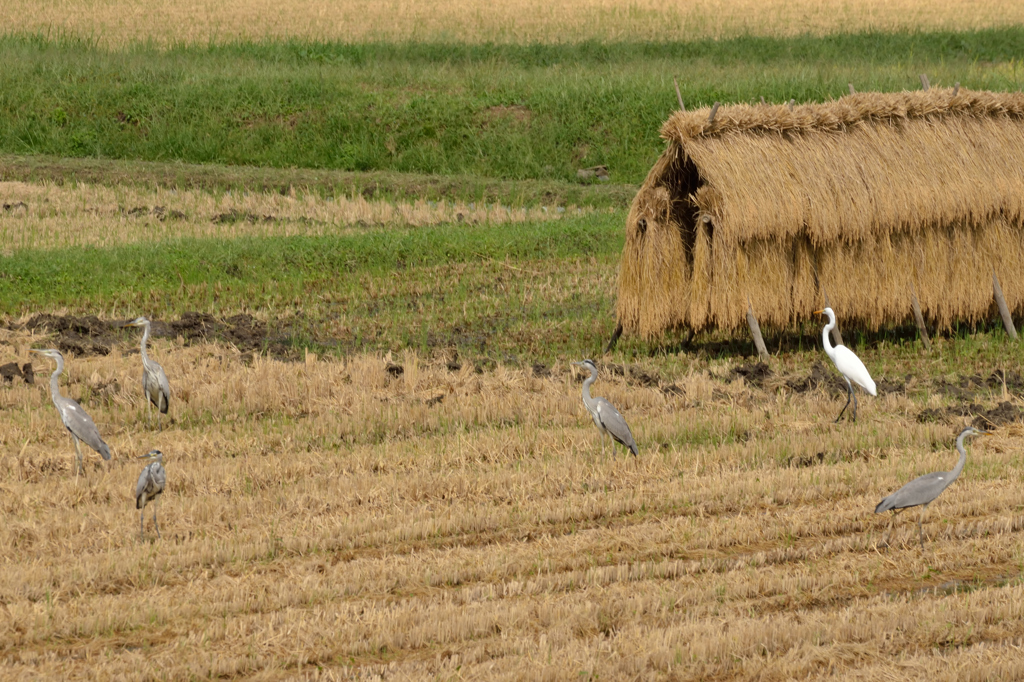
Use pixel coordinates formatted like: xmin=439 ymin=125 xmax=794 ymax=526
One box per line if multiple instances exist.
xmin=0 ymin=29 xmax=1021 ymax=183
xmin=0 ymin=212 xmax=626 ymax=360
xmin=0 ymin=154 xmax=637 ymax=208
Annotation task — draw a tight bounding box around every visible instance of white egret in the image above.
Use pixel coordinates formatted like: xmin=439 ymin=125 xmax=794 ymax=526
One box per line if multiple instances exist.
xmin=814 ymin=307 xmax=876 ymax=422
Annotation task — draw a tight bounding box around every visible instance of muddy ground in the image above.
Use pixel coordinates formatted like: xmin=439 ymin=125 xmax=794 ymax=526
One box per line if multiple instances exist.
xmin=15 ymin=312 xmax=277 ymax=361
xmin=6 ymin=314 xmax=1022 ymax=428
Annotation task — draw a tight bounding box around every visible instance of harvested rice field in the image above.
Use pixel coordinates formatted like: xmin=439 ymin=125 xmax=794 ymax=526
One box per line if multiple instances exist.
xmin=3 ymin=0 xmax=1024 ymax=45
xmin=2 ymin=294 xmax=1024 ymax=678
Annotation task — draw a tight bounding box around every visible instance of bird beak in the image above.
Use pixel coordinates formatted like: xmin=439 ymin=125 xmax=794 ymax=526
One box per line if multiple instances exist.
xmin=812 ymin=309 xmax=824 ymax=315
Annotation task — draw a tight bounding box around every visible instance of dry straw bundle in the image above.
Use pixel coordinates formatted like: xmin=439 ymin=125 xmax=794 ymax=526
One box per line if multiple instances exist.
xmin=617 ymin=88 xmax=1024 ymax=338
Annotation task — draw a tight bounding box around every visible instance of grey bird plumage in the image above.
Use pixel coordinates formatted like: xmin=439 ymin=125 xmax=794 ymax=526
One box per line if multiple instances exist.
xmin=875 ymin=426 xmax=989 ymax=547
xmin=136 ymin=449 xmax=166 ymax=541
xmin=124 ymin=317 xmax=171 ymax=429
xmin=31 ymin=349 xmax=111 ymax=480
xmin=572 ymin=359 xmax=638 ymax=456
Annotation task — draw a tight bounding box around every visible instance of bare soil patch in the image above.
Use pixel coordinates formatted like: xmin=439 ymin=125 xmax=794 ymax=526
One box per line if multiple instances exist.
xmin=732 ymin=360 xmax=772 ymax=388
xmin=0 ymin=361 xmax=33 ymax=384
xmin=16 ymin=312 xmax=283 ymax=358
xmin=917 ymin=401 xmax=1024 ymax=427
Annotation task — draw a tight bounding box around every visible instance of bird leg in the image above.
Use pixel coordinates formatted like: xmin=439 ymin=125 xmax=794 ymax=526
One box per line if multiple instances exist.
xmin=918 ymin=505 xmax=928 ymax=549
xmin=852 ymin=389 xmax=859 ymax=422
xmin=73 ymin=436 xmax=84 ymax=482
xmin=140 ymin=508 xmax=146 ymax=542
xmin=883 ymin=509 xmax=906 ymax=548
xmin=883 ymin=510 xmax=896 ymax=547
xmin=146 ymin=398 xmax=152 ymax=429
xmin=835 ymin=378 xmax=854 ymax=423
xmin=153 ymin=498 xmax=161 ymax=539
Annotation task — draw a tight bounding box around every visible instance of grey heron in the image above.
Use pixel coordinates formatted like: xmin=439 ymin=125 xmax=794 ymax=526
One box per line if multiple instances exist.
xmin=123 ymin=316 xmax=170 ymax=430
xmin=135 ymin=449 xmax=166 ymax=541
xmin=31 ymin=349 xmax=111 ymax=480
xmin=815 ymin=307 xmax=876 ymax=422
xmin=572 ymin=359 xmax=638 ymax=456
xmin=875 ymin=426 xmax=990 ymax=548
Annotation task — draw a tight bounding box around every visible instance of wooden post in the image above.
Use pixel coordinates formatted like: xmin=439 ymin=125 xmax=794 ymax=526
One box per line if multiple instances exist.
xmin=993 ymin=271 xmax=1018 ymax=340
xmin=707 ymin=102 xmax=720 ymax=124
xmin=920 ymin=73 xmax=930 ymax=91
xmin=788 ymin=99 xmax=795 ymax=111
xmin=760 ymin=96 xmax=766 ymax=105
xmin=910 ymin=286 xmax=931 ymax=350
xmin=673 ymin=78 xmax=685 ymax=111
xmin=848 ymin=83 xmax=855 ymax=95
xmin=822 ymin=289 xmax=845 ymax=347
xmin=746 ymin=298 xmax=770 ymax=362
xmin=952 ymin=82 xmax=960 ymax=97
xmin=605 ymin=321 xmax=624 ymax=353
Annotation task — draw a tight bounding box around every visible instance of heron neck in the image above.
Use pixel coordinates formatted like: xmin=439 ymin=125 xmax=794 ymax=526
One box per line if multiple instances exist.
xmin=949 ymin=432 xmax=971 ymax=480
xmin=49 ymin=358 xmax=64 ymax=401
xmin=139 ymin=323 xmax=151 ymax=362
xmin=821 ymin=315 xmax=836 ymax=358
xmin=581 ymin=369 xmax=598 ymax=411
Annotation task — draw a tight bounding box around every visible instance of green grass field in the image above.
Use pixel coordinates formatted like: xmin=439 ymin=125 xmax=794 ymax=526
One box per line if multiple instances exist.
xmin=1 ymin=29 xmax=1022 ymax=183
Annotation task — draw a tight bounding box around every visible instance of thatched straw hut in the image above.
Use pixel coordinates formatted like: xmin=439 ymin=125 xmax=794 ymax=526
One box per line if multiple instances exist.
xmin=616 ymin=89 xmax=1024 ymax=342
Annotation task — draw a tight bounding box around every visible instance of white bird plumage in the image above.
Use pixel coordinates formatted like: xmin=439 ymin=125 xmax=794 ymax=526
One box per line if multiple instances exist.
xmin=815 ymin=307 xmax=876 ymax=422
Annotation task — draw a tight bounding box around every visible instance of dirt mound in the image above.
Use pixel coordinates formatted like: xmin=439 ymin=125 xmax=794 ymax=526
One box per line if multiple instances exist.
xmin=0 ymin=361 xmax=34 ymax=384
xmin=627 ymin=366 xmax=659 ymax=387
xmin=938 ymin=375 xmax=985 ymax=401
xmin=985 ymin=370 xmax=1024 ymax=392
xmin=732 ymin=361 xmax=772 ymax=388
xmin=875 ymin=377 xmax=906 ymax=395
xmin=24 ymin=314 xmax=117 ymax=356
xmin=212 ymin=209 xmax=277 ymax=224
xmin=785 ymin=361 xmax=845 ymax=394
xmin=168 ymin=312 xmax=274 ymax=353
xmin=15 ymin=312 xmax=277 ymax=357
xmin=935 ymin=371 xmax=1023 ymax=402
xmin=578 ymin=363 xmax=659 ymax=387
xmin=917 ymin=404 xmax=983 ymax=424
xmin=661 ymin=383 xmax=684 ymax=397
xmin=124 ymin=205 xmax=186 ymax=221
xmin=975 ymin=401 xmax=1024 ymax=428
xmin=916 ymin=401 xmax=1023 ymax=427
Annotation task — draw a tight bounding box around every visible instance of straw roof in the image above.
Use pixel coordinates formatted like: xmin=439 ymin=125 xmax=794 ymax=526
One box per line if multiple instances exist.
xmin=616 ymin=88 xmax=1024 ymax=338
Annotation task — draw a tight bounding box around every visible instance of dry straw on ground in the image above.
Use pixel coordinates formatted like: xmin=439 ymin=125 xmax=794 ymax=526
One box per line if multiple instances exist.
xmin=0 ymin=180 xmax=577 ymax=254
xmin=2 ymin=0 xmax=1023 ymax=46
xmin=617 ymin=89 xmax=1024 ymax=339
xmin=2 ymin=327 xmax=1024 ymax=678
